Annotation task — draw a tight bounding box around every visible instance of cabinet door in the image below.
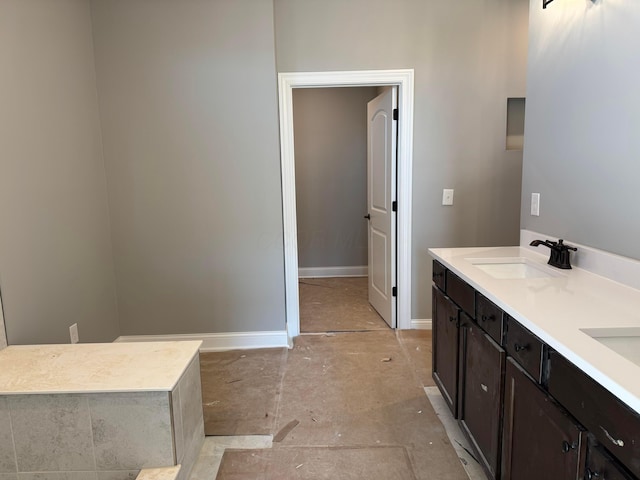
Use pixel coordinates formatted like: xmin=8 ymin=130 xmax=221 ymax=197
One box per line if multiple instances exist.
xmin=585 ymin=436 xmax=635 ymax=480
xmin=459 ymin=318 xmax=505 ymax=479
xmin=501 ymin=358 xmax=586 ymax=480
xmin=432 ymin=286 xmax=460 ymax=417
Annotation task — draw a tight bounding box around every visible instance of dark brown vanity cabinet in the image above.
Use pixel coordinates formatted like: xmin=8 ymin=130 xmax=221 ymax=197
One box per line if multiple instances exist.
xmin=458 ymin=317 xmax=505 ymax=478
xmin=430 ymin=259 xmax=640 ymax=480
xmin=501 ymin=358 xmax=586 ymax=480
xmin=432 ymin=285 xmax=460 ymax=417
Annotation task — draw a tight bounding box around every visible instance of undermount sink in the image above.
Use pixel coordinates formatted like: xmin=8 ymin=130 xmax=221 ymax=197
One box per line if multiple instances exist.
xmin=581 ymin=327 xmax=640 ymax=368
xmin=466 ymin=257 xmax=562 ymax=279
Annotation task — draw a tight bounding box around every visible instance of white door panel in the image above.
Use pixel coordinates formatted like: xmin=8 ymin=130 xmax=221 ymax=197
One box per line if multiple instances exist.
xmin=367 ymin=87 xmax=397 ymax=328
xmin=371 ymin=114 xmax=389 ymax=212
xmin=370 ymin=227 xmax=388 ymax=298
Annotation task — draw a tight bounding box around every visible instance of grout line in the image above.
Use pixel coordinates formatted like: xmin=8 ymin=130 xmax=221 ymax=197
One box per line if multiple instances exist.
xmin=85 ymin=396 xmax=98 ymax=472
xmin=5 ymin=398 xmax=20 ymax=474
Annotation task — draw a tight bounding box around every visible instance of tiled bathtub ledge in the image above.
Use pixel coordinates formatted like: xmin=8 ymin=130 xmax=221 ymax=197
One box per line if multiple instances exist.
xmin=137 ymin=465 xmax=182 ymax=480
xmin=0 ymin=341 xmax=202 ymax=394
xmin=0 ymin=341 xmax=204 ymax=480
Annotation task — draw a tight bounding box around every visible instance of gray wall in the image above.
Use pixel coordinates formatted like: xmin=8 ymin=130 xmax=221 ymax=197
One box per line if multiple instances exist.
xmin=294 ymin=87 xmax=378 ymax=269
xmin=0 ymin=1 xmax=531 ymax=343
xmin=0 ymin=0 xmax=120 ymax=344
xmin=90 ymin=0 xmax=285 ymax=335
xmin=521 ymin=0 xmax=640 ymax=260
xmin=276 ymin=0 xmax=529 ymax=319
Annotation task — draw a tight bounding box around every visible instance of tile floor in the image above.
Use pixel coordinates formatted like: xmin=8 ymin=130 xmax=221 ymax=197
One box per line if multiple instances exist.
xmin=191 ymin=277 xmax=484 ymax=480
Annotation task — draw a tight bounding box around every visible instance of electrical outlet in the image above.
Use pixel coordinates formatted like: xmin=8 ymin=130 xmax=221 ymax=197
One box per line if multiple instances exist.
xmin=69 ymin=323 xmax=79 ymax=344
xmin=442 ymin=189 xmax=454 ymax=206
xmin=531 ymin=193 xmax=540 ymax=216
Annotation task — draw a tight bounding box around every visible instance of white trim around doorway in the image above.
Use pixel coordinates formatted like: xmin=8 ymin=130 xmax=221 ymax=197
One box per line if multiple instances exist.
xmin=278 ymin=69 xmax=415 ymax=342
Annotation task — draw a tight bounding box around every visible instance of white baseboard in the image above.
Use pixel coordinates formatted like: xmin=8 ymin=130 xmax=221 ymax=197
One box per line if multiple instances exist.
xmin=114 ymin=331 xmax=289 ymax=352
xmin=298 ymin=266 xmax=368 ymax=278
xmin=411 ymin=319 xmax=432 ymax=330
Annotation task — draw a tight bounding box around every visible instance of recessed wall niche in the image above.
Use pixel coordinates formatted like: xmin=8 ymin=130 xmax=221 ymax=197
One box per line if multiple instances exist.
xmin=506 ymin=97 xmax=526 ymax=151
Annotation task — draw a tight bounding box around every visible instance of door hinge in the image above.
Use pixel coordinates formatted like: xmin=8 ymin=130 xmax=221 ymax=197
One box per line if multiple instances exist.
xmin=392 ymin=286 xmax=397 ymax=297
xmin=392 ymin=201 xmax=397 ymax=212
xmin=393 ymin=108 xmax=398 ymax=121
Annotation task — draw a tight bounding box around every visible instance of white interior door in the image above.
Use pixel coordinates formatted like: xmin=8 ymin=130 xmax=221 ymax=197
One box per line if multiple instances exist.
xmin=366 ymin=86 xmax=397 ymax=328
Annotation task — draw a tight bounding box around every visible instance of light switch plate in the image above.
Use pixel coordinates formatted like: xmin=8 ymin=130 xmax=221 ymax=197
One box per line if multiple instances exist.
xmin=442 ymin=189 xmax=454 ymax=206
xmin=70 ymin=323 xmax=79 ymax=344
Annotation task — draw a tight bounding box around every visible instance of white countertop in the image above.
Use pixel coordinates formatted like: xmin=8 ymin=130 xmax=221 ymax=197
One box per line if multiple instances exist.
xmin=0 ymin=341 xmax=202 ymax=395
xmin=429 ymin=246 xmax=640 ymax=414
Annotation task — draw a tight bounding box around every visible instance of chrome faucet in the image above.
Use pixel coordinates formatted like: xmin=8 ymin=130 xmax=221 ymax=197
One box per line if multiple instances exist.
xmin=530 ymin=239 xmax=577 ymax=270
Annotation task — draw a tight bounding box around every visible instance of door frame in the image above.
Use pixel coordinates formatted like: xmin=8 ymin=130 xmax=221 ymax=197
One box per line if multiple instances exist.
xmin=278 ymin=69 xmax=414 ymax=342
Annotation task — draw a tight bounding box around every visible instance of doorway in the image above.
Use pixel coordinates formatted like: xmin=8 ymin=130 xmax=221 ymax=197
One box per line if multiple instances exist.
xmin=278 ymin=69 xmax=415 ymax=343
xmin=293 ymin=86 xmax=391 ymax=333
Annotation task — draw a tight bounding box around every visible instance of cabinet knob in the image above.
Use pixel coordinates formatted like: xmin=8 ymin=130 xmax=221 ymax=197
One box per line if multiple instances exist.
xmin=481 ymin=314 xmax=495 ymax=322
xmin=561 ymin=440 xmax=577 ymax=453
xmin=514 ymin=343 xmax=529 ymax=353
xmin=585 ymin=468 xmax=601 ymax=479
xmin=433 ymin=272 xmax=444 ymax=278
xmin=449 ymin=316 xmax=457 ymax=323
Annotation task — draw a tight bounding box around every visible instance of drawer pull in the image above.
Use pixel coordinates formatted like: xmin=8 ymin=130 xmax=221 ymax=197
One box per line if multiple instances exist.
xmin=561 ymin=440 xmax=577 ymax=453
xmin=584 ymin=469 xmax=601 ymax=479
xmin=433 ymin=272 xmax=444 ymax=278
xmin=481 ymin=314 xmax=495 ymax=322
xmin=514 ymin=343 xmax=529 ymax=352
xmin=600 ymin=426 xmax=625 ymax=447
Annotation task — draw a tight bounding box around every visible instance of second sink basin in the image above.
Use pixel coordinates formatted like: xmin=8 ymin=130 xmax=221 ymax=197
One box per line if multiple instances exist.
xmin=581 ymin=327 xmax=640 ymax=368
xmin=466 ymin=257 xmax=562 ymax=279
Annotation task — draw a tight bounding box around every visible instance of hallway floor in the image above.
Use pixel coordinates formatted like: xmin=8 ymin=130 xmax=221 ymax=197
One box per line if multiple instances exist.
xmin=298 ymin=277 xmax=389 ymax=332
xmin=194 ymin=277 xmax=472 ymax=479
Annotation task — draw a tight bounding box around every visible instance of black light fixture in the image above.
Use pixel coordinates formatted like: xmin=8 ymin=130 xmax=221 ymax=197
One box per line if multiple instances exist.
xmin=544 ymin=0 xmax=596 ymax=8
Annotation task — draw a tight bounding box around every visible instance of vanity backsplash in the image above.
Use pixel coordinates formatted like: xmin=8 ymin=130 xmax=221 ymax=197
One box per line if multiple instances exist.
xmin=521 ymin=229 xmax=640 ymax=291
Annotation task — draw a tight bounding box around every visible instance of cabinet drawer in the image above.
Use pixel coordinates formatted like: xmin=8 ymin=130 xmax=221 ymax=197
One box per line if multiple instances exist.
xmin=432 ymin=260 xmax=446 ymax=291
xmin=475 ymin=292 xmax=503 ymax=345
xmin=586 ymin=436 xmax=635 ymax=480
xmin=504 ymin=316 xmax=544 ymax=383
xmin=446 ymin=270 xmax=475 ymax=317
xmin=548 ymin=351 xmax=640 ymax=478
